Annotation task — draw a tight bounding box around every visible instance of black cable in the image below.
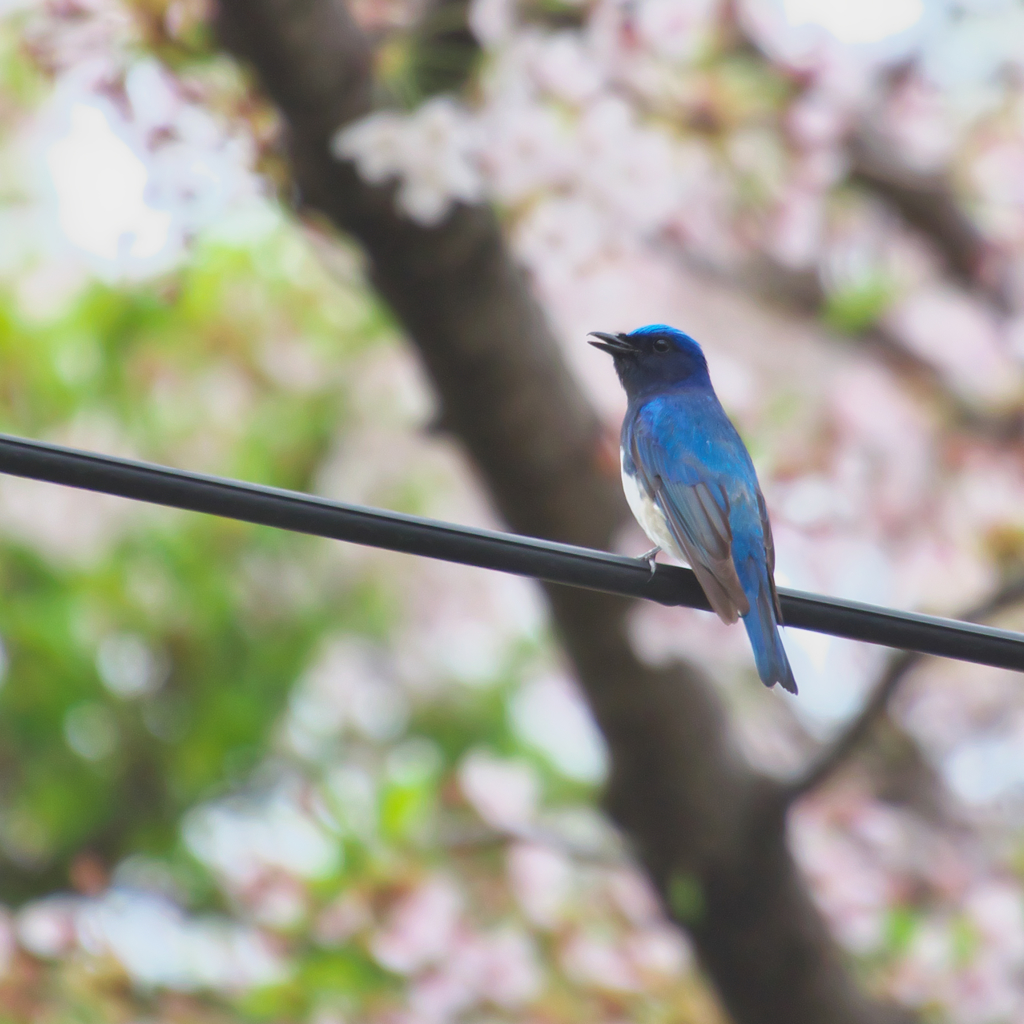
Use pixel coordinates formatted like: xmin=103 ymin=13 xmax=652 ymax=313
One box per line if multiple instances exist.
xmin=0 ymin=431 xmax=1020 ymax=673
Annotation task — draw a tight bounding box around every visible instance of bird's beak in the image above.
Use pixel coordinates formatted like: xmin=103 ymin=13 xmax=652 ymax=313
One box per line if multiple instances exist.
xmin=587 ymin=331 xmax=635 ymax=355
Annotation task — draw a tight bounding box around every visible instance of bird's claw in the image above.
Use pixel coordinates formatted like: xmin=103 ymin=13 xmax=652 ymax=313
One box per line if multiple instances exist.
xmin=638 ymin=546 xmax=660 ymax=578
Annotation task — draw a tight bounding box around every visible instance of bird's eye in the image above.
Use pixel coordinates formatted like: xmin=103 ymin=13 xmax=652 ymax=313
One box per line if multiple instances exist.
xmin=652 ymin=338 xmax=670 ymax=353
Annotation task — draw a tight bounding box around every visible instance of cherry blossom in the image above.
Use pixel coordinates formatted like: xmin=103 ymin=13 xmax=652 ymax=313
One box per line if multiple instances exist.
xmin=7 ymin=0 xmax=1024 ymax=1021
xmin=371 ymin=875 xmax=464 ymax=974
xmin=333 ymin=97 xmax=483 ymax=226
xmin=458 ymin=750 xmax=540 ymax=831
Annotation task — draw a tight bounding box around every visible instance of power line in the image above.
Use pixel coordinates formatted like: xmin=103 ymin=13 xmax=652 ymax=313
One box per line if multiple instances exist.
xmin=0 ymin=431 xmax=1020 ymax=673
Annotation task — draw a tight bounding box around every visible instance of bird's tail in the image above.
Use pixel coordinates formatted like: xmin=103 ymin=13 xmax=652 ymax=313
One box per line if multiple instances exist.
xmin=742 ymin=576 xmax=797 ymax=694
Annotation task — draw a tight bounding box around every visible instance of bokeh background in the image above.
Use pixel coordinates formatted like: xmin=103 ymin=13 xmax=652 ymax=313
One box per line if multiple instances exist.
xmin=1 ymin=0 xmax=1024 ymax=1021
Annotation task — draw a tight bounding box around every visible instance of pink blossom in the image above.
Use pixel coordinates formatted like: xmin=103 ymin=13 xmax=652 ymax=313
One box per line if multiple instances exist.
xmin=883 ymin=285 xmax=1023 ymax=404
xmin=727 ymin=128 xmax=787 ymax=195
xmin=768 ymin=185 xmax=825 ymax=268
xmin=331 ymin=111 xmax=407 ymax=184
xmin=953 ymin=451 xmax=1024 ymax=538
xmin=531 ymin=32 xmax=604 ymax=105
xmin=514 ymin=195 xmax=612 ymax=284
xmin=890 ymin=525 xmax=995 ymax=615
xmin=669 ymin=147 xmax=738 ymax=261
xmin=184 ymin=786 xmax=338 ymax=892
xmin=561 ymin=931 xmax=642 ymax=991
xmin=314 ymin=893 xmax=371 ymax=946
xmin=1007 ymin=313 xmax=1024 ymax=361
xmin=17 ymin=897 xmax=79 ymax=958
xmin=634 ymin=0 xmax=720 ymax=61
xmin=972 ymin=139 xmax=1024 ymax=210
xmin=124 ymin=59 xmax=181 ymax=136
xmin=623 ymin=927 xmax=689 ymax=980
xmin=333 ymin=99 xmax=483 ymax=227
xmin=470 ymin=927 xmax=543 ymax=1006
xmin=406 ymin=967 xmax=477 ymax=1023
xmin=786 ymin=89 xmax=850 ymax=149
xmin=401 ymin=926 xmax=542 ymax=1022
xmin=479 ymin=102 xmax=572 ymax=205
xmin=605 ymin=869 xmax=663 ymax=927
xmin=468 ymin=0 xmax=515 ymax=46
xmin=507 ymin=842 xmax=572 ymax=927
xmin=286 ymin=637 xmax=408 ymax=753
xmin=888 ymin=921 xmax=953 ymax=1007
xmin=877 ymin=74 xmax=956 ymax=173
xmin=510 ymin=672 xmax=607 ymax=782
xmin=391 ymin=555 xmax=545 ymax=689
xmin=20 ymin=1 xmax=135 ymax=75
xmin=791 ymin=146 xmax=847 ymax=190
xmin=776 ymin=474 xmax=855 ymax=529
xmin=18 ymin=891 xmax=285 ymax=991
xmin=790 ymin=796 xmax=902 ymax=954
xmin=458 ymin=750 xmax=539 ymax=831
xmin=827 ymin=362 xmax=933 ymax=526
xmin=371 ymin=876 xmax=463 ymax=974
xmin=576 ymin=98 xmax=681 ymax=231
xmin=395 ymin=100 xmax=483 ymax=223
xmin=819 ymin=195 xmax=930 ymax=296
xmin=586 ymin=127 xmax=680 ymax=231
xmin=945 ymin=960 xmax=1023 ymax=1024
xmin=971 ymin=136 xmax=1024 ymax=244
xmin=246 ymin=874 xmax=308 ymax=928
xmin=967 ymin=882 xmax=1024 ymax=963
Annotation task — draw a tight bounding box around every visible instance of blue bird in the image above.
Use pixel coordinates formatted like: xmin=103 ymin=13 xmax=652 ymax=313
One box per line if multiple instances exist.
xmin=589 ymin=324 xmax=797 ymax=694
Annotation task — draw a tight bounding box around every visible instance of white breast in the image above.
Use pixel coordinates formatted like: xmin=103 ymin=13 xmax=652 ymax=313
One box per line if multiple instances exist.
xmin=620 ymin=449 xmax=680 ymax=557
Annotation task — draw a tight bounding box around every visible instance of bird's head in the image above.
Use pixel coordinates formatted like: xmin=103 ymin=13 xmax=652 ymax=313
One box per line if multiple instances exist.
xmin=588 ymin=324 xmax=709 ymax=399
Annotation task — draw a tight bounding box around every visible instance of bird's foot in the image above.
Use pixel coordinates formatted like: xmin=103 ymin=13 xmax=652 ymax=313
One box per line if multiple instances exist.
xmin=637 ymin=546 xmax=660 ymax=578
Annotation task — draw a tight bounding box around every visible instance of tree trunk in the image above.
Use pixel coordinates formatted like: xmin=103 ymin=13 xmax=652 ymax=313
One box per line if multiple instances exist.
xmin=214 ymin=4 xmax=913 ymax=1021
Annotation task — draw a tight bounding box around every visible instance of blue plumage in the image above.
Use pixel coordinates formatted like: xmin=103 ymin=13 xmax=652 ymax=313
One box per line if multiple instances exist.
xmin=589 ymin=324 xmax=797 ymax=694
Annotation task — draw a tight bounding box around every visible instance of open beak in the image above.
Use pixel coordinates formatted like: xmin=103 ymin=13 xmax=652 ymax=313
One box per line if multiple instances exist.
xmin=587 ymin=331 xmax=636 ymax=356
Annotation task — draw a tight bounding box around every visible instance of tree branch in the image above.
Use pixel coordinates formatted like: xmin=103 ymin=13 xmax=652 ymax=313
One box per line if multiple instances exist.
xmin=849 ymin=129 xmax=1012 ymax=312
xmin=731 ymin=24 xmax=1011 ymax=310
xmin=788 ymin=575 xmax=1024 ymax=802
xmin=213 ymin=3 xmax=913 ymax=1020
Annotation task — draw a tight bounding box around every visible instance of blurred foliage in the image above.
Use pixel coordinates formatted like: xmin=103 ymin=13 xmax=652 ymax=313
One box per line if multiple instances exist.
xmin=406 ymin=0 xmax=480 ymax=101
xmin=822 ymin=274 xmax=895 ymax=334
xmin=0 ymin=222 xmax=397 ymax=903
xmin=0 ymin=10 xmax=718 ymax=1015
xmin=0 ymin=218 xmax=722 ymax=1022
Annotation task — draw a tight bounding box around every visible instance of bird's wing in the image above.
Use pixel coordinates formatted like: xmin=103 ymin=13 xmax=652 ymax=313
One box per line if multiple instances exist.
xmin=628 ymin=424 xmax=750 ymax=624
xmin=756 ymin=489 xmax=785 ymax=624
